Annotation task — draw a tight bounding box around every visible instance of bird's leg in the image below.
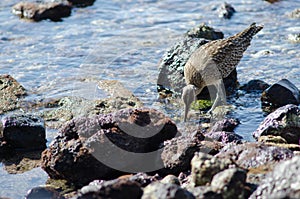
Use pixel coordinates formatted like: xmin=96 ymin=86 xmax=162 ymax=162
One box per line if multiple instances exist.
xmin=207 ymin=80 xmax=225 ymax=114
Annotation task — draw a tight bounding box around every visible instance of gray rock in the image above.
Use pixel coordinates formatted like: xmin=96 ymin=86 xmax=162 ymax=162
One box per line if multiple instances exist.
xmin=240 ymin=79 xmax=270 ymax=93
xmin=0 ymin=74 xmax=26 ymax=114
xmin=205 ymin=131 xmax=243 ymax=144
xmin=211 ymin=168 xmax=248 ymax=199
xmin=217 ymin=2 xmax=236 ymax=19
xmin=160 ymin=175 xmax=180 ymax=185
xmin=41 ymin=108 xmax=177 ymax=186
xmin=289 ymin=8 xmax=300 ymax=18
xmin=2 ymin=114 xmax=46 ymax=150
xmin=185 ymin=24 xmax=224 ymax=40
xmin=253 ymin=104 xmax=300 ymax=144
xmin=191 ymin=152 xmax=234 ymax=186
xmin=250 ymin=155 xmax=300 ymax=199
xmin=25 ymin=187 xmax=65 ymax=199
xmin=208 ymin=118 xmax=240 ymax=133
xmin=12 ymin=2 xmax=72 ymax=22
xmin=216 ymin=142 xmax=294 ymax=169
xmin=188 ymin=186 xmax=222 ymax=199
xmin=142 ymin=182 xmax=195 ymax=199
xmin=261 ymin=79 xmax=300 ymax=112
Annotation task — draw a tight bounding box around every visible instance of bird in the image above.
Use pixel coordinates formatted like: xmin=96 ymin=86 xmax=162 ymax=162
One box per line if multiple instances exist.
xmin=182 ymin=23 xmax=263 ymax=122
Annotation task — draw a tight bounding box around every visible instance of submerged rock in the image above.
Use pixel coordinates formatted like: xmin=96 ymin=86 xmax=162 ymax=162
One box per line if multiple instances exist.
xmin=0 ymin=74 xmax=26 ymax=114
xmin=289 ymin=8 xmax=300 ymax=18
xmin=25 ymin=186 xmax=65 ymax=199
xmin=250 ymin=155 xmax=300 ymax=199
xmin=261 ymin=79 xmax=300 ymax=112
xmin=2 ymin=114 xmax=46 ymax=150
xmin=217 ymin=2 xmax=236 ymax=19
xmin=68 ymin=0 xmax=96 ymax=7
xmin=142 ymin=182 xmax=195 ymax=199
xmin=41 ymin=108 xmax=177 ymax=186
xmin=12 ymin=2 xmax=72 ymax=22
xmin=240 ymin=79 xmax=270 ymax=93
xmin=253 ymin=104 xmax=300 ymax=144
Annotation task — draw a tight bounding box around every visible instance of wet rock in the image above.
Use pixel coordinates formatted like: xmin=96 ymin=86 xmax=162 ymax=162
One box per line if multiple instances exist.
xmin=288 ymin=33 xmax=300 ymax=43
xmin=25 ymin=186 xmax=65 ymax=199
xmin=250 ymin=155 xmax=300 ymax=199
xmin=253 ymin=104 xmax=300 ymax=144
xmin=158 ymin=24 xmax=237 ymax=97
xmin=289 ymin=8 xmax=300 ymax=18
xmin=261 ymin=79 xmax=300 ymax=112
xmin=0 ymin=139 xmax=14 ymax=158
xmin=2 ymin=114 xmax=46 ymax=150
xmin=217 ymin=2 xmax=236 ymax=19
xmin=216 ymin=142 xmax=294 ymax=169
xmin=142 ymin=182 xmax=195 ymax=199
xmin=12 ymin=2 xmax=72 ymax=22
xmin=42 ymin=95 xmax=142 ymax=129
xmin=240 ymin=79 xmax=270 ymax=93
xmin=68 ymin=0 xmax=96 ymax=7
xmin=208 ymin=118 xmax=240 ymax=133
xmin=263 ymin=0 xmax=280 ymax=3
xmin=205 ymin=131 xmax=243 ymax=144
xmin=191 ymin=152 xmax=234 ymax=186
xmin=0 ymin=74 xmax=26 ymax=114
xmin=74 ymin=178 xmax=143 ymax=199
xmin=98 ymin=80 xmax=135 ymax=98
xmin=159 ymin=131 xmax=222 ymax=176
xmin=211 ymin=168 xmax=248 ymax=199
xmin=41 ymin=108 xmax=177 ymax=186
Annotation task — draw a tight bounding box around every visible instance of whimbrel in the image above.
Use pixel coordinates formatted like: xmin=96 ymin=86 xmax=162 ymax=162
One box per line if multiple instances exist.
xmin=182 ymin=23 xmax=263 ymax=121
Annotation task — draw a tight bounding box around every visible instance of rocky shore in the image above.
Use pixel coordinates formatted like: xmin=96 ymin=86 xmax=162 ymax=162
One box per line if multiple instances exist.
xmin=1 ymin=1 xmax=300 ymax=199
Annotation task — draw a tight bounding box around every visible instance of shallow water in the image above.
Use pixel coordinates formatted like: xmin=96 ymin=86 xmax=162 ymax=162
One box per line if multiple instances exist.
xmin=1 ymin=0 xmax=300 ymax=197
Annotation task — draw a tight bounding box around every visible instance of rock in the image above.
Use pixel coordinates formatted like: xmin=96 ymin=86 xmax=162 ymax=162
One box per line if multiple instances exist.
xmin=97 ymin=80 xmax=135 ymax=98
xmin=216 ymin=142 xmax=294 ymax=169
xmin=205 ymin=131 xmax=243 ymax=144
xmin=253 ymin=104 xmax=300 ymax=144
xmin=289 ymin=8 xmax=300 ymax=18
xmin=157 ymin=24 xmax=237 ymax=98
xmin=0 ymin=74 xmax=26 ymax=114
xmin=211 ymin=168 xmax=248 ymax=199
xmin=191 ymin=152 xmax=234 ymax=186
xmin=208 ymin=118 xmax=240 ymax=133
xmin=42 ymin=95 xmax=142 ymax=129
xmin=217 ymin=2 xmax=236 ymax=19
xmin=41 ymin=108 xmax=177 ymax=186
xmin=159 ymin=131 xmax=222 ymax=176
xmin=25 ymin=186 xmax=65 ymax=199
xmin=142 ymin=182 xmax=195 ymax=199
xmin=12 ymin=2 xmax=72 ymax=22
xmin=2 ymin=114 xmax=46 ymax=150
xmin=124 ymin=173 xmax=160 ymax=187
xmin=263 ymin=0 xmax=280 ymax=3
xmin=185 ymin=23 xmax=224 ymax=40
xmin=187 ymin=186 xmax=222 ymax=199
xmin=68 ymin=0 xmax=96 ymax=7
xmin=160 ymin=175 xmax=180 ymax=185
xmin=261 ymin=79 xmax=300 ymax=112
xmin=288 ymin=33 xmax=300 ymax=43
xmin=250 ymin=155 xmax=300 ymax=199
xmin=74 ymin=178 xmax=143 ymax=199
xmin=0 ymin=139 xmax=14 ymax=158
xmin=240 ymin=79 xmax=270 ymax=93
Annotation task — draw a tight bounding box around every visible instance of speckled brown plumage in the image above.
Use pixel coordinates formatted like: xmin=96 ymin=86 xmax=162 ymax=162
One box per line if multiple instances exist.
xmin=182 ymin=23 xmax=263 ymax=121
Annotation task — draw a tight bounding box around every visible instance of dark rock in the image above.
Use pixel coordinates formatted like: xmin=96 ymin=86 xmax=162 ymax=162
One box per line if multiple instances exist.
xmin=2 ymin=114 xmax=46 ymax=150
xmin=0 ymin=74 xmax=26 ymax=114
xmin=0 ymin=139 xmax=14 ymax=158
xmin=263 ymin=0 xmax=280 ymax=3
xmin=191 ymin=152 xmax=234 ymax=186
xmin=261 ymin=79 xmax=300 ymax=112
xmin=157 ymin=24 xmax=237 ymax=98
xmin=216 ymin=142 xmax=294 ymax=169
xmin=12 ymin=2 xmax=72 ymax=22
xmin=142 ymin=182 xmax=195 ymax=199
xmin=25 ymin=186 xmax=65 ymax=199
xmin=253 ymin=104 xmax=300 ymax=144
xmin=75 ymin=178 xmax=143 ymax=199
xmin=159 ymin=131 xmax=222 ymax=176
xmin=211 ymin=168 xmax=248 ymax=199
xmin=208 ymin=118 xmax=240 ymax=133
xmin=217 ymin=2 xmax=236 ymax=19
xmin=188 ymin=186 xmax=222 ymax=199
xmin=68 ymin=0 xmax=96 ymax=7
xmin=240 ymin=79 xmax=270 ymax=93
xmin=41 ymin=108 xmax=177 ymax=186
xmin=205 ymin=131 xmax=243 ymax=144
xmin=250 ymin=155 xmax=300 ymax=199
xmin=185 ymin=23 xmax=224 ymax=40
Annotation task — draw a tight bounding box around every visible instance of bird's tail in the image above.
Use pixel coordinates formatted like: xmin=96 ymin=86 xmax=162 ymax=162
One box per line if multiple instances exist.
xmin=234 ymin=23 xmax=263 ymax=41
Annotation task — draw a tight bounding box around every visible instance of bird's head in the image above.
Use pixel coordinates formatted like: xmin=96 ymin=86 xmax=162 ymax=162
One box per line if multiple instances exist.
xmin=182 ymin=84 xmax=197 ymax=122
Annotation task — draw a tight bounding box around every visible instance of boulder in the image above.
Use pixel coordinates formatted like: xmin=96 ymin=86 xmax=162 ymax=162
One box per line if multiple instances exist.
xmin=208 ymin=118 xmax=240 ymax=133
xmin=253 ymin=104 xmax=300 ymax=144
xmin=2 ymin=114 xmax=46 ymax=150
xmin=261 ymin=79 xmax=300 ymax=112
xmin=217 ymin=2 xmax=236 ymax=19
xmin=239 ymin=79 xmax=270 ymax=93
xmin=0 ymin=74 xmax=26 ymax=114
xmin=205 ymin=131 xmax=243 ymax=144
xmin=12 ymin=2 xmax=72 ymax=22
xmin=41 ymin=108 xmax=177 ymax=186
xmin=250 ymin=155 xmax=300 ymax=199
xmin=25 ymin=187 xmax=65 ymax=199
